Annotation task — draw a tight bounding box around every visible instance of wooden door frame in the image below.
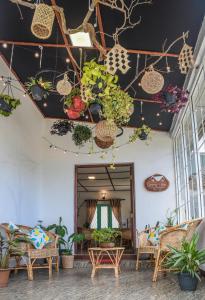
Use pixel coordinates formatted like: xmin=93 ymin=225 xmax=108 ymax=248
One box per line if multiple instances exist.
xmin=74 ymin=162 xmax=136 ymax=254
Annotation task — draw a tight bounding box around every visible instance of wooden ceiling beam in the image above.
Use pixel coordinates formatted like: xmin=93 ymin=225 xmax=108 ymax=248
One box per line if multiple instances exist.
xmin=96 ymin=4 xmax=106 ymax=50
xmin=0 ymin=40 xmax=179 ymax=57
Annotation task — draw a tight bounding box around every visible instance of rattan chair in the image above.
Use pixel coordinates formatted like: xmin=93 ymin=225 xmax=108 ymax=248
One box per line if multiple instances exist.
xmin=136 ymin=229 xmax=158 ymax=270
xmin=0 ymin=223 xmax=59 ymax=280
xmin=152 ymin=228 xmax=187 ymax=282
xmin=176 ymin=218 xmax=202 ymax=241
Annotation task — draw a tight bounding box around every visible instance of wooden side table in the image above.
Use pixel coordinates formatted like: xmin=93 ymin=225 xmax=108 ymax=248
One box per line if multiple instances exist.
xmin=88 ymin=247 xmax=124 ymax=278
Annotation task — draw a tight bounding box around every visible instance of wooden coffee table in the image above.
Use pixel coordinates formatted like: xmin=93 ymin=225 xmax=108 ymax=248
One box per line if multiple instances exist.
xmin=88 ymin=247 xmax=124 ymax=278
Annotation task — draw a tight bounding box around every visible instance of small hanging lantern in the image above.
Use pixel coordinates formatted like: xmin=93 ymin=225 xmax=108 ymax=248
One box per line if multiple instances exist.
xmin=95 ymin=120 xmax=117 ymax=142
xmin=141 ymin=66 xmax=164 ymax=94
xmin=56 ymin=74 xmax=72 ymax=96
xmin=31 ymin=4 xmax=55 ymax=40
xmin=105 ymin=44 xmax=130 ymax=75
xmin=178 ymin=43 xmax=194 ymax=74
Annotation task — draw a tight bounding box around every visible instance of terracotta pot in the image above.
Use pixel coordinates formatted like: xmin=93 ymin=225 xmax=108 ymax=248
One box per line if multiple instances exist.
xmin=72 ymin=96 xmax=86 ymax=112
xmin=61 ymin=255 xmax=74 ymax=269
xmin=100 ymin=242 xmax=115 ymax=248
xmin=0 ymin=269 xmax=10 ymax=288
xmin=66 ymin=108 xmax=80 ymax=120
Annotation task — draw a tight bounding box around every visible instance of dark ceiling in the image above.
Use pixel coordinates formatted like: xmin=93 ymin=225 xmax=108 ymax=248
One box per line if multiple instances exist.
xmin=0 ymin=0 xmax=205 ymax=131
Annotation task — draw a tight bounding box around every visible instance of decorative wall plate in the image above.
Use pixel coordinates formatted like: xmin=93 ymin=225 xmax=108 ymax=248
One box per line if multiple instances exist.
xmin=141 ymin=66 xmax=164 ymax=94
xmin=144 ymin=174 xmax=169 ymax=192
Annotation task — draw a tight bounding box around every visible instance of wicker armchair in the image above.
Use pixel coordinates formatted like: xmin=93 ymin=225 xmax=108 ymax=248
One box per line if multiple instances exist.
xmin=0 ymin=223 xmax=59 ymax=280
xmin=176 ymin=218 xmax=202 ymax=241
xmin=136 ymin=230 xmax=158 ymax=270
xmin=152 ymin=228 xmax=187 ymax=282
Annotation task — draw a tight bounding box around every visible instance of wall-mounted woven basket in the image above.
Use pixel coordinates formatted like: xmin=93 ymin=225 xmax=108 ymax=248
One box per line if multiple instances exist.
xmin=31 ymin=4 xmax=55 ymax=40
xmin=56 ymin=74 xmax=72 ymax=96
xmin=141 ymin=66 xmax=164 ymax=95
xmin=94 ymin=136 xmax=114 ymax=149
xmin=95 ymin=120 xmax=117 ymax=142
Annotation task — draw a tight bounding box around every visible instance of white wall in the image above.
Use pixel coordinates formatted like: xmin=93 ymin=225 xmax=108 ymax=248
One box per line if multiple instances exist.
xmin=39 ymin=120 xmax=176 ymax=232
xmin=0 ymin=57 xmax=43 ymax=225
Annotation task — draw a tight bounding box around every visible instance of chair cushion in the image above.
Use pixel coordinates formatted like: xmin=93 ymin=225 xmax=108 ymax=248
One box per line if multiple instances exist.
xmin=8 ymin=222 xmax=19 ymax=231
xmin=147 ymin=225 xmax=166 ymax=246
xmin=180 ymin=223 xmax=189 ymax=230
xmin=29 ymin=226 xmax=50 ymax=249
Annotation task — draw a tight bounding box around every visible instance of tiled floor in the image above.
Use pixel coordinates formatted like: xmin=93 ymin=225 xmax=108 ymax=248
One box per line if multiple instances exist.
xmin=1 ymin=267 xmax=205 ymax=300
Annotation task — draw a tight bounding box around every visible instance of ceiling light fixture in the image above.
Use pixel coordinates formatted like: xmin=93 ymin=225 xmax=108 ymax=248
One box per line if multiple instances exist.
xmin=2 ymin=43 xmax=7 ymax=48
xmin=34 ymin=52 xmax=39 ymax=58
xmin=159 ymin=122 xmax=162 ymax=126
xmin=65 ymin=58 xmax=70 ymax=63
xmin=70 ymin=32 xmax=92 ymax=47
xmin=88 ymin=176 xmax=95 ymax=180
xmin=156 ymin=113 xmax=160 ymax=117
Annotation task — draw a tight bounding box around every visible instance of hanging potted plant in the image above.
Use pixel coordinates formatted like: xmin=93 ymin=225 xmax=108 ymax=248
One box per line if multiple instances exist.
xmin=25 ymin=77 xmax=53 ymax=101
xmin=89 ymin=100 xmax=102 ymax=116
xmin=129 ymin=125 xmax=151 ymax=142
xmin=64 ymin=88 xmax=86 ymax=120
xmin=81 ymin=60 xmax=118 ymax=101
xmin=50 ymin=120 xmax=74 ymax=136
xmin=165 ymin=234 xmax=205 ymax=291
xmin=72 ymin=124 xmax=92 ymax=147
xmin=101 ymin=88 xmax=134 ymax=125
xmin=92 ymin=228 xmax=121 ymax=248
xmin=61 ymin=233 xmax=85 ymax=269
xmin=0 ymin=94 xmax=20 ymax=117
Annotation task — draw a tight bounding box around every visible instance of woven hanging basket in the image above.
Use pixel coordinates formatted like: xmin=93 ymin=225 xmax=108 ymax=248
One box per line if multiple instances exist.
xmin=94 ymin=136 xmax=114 ymax=149
xmin=95 ymin=120 xmax=117 ymax=142
xmin=141 ymin=66 xmax=164 ymax=94
xmin=31 ymin=4 xmax=55 ymax=40
xmin=56 ymin=74 xmax=72 ymax=96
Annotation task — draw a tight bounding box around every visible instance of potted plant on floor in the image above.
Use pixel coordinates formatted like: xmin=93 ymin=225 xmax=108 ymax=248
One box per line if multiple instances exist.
xmin=0 ymin=232 xmax=25 ymax=288
xmin=25 ymin=77 xmax=53 ymax=101
xmin=92 ymin=228 xmax=121 ymax=248
xmin=165 ymin=234 xmax=205 ymax=291
xmin=46 ymin=217 xmax=68 ymax=254
xmin=0 ymin=94 xmax=20 ymax=117
xmin=61 ymin=233 xmax=85 ymax=269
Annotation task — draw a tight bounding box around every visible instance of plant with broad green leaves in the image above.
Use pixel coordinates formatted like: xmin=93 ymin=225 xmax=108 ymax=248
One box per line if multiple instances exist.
xmin=61 ymin=233 xmax=85 ymax=256
xmin=92 ymin=228 xmax=121 ymax=243
xmin=46 ymin=217 xmax=68 ymax=251
xmin=25 ymin=77 xmax=53 ymax=91
xmin=165 ymin=208 xmax=178 ymax=226
xmin=129 ymin=124 xmax=151 ymax=142
xmin=0 ymin=94 xmax=20 ymax=117
xmin=165 ymin=234 xmax=205 ymax=280
xmin=72 ymin=124 xmax=92 ymax=147
xmin=81 ymin=60 xmax=118 ymax=101
xmin=101 ymin=87 xmax=134 ymax=125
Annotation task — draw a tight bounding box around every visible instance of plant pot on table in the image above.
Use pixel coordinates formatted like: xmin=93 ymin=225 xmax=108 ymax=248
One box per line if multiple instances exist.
xmin=178 ymin=273 xmax=198 ymax=291
xmin=99 ymin=242 xmax=115 ymax=248
xmin=0 ymin=269 xmax=10 ymax=288
xmin=61 ymin=255 xmax=74 ymax=269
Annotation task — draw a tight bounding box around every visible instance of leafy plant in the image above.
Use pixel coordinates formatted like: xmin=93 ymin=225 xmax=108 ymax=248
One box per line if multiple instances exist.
xmin=129 ymin=125 xmax=151 ymax=143
xmin=72 ymin=124 xmax=92 ymax=147
xmin=0 ymin=232 xmax=27 ymax=269
xmin=61 ymin=233 xmax=85 ymax=256
xmin=81 ymin=60 xmax=118 ymax=101
xmin=64 ymin=88 xmax=81 ymax=108
xmin=50 ymin=120 xmax=74 ymax=136
xmin=92 ymin=228 xmax=121 ymax=243
xmin=25 ymin=77 xmax=53 ymax=100
xmin=101 ymin=88 xmax=134 ymax=125
xmin=165 ymin=208 xmax=178 ymax=226
xmin=46 ymin=217 xmax=68 ymax=252
xmin=0 ymin=94 xmax=20 ymax=117
xmin=165 ymin=234 xmax=205 ymax=280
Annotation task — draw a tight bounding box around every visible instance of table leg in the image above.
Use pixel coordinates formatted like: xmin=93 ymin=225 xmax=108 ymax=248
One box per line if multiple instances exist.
xmin=114 ymin=267 xmax=119 ymax=277
xmin=91 ymin=267 xmax=96 ymax=278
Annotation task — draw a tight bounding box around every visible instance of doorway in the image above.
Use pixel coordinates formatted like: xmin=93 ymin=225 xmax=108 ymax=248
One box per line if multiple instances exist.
xmin=74 ymin=163 xmax=136 ymax=254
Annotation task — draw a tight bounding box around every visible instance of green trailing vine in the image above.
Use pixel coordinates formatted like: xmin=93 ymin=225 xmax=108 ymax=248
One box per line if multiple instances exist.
xmin=0 ymin=94 xmax=21 ymax=117
xmin=129 ymin=125 xmax=151 ymax=143
xmin=72 ymin=124 xmax=92 ymax=147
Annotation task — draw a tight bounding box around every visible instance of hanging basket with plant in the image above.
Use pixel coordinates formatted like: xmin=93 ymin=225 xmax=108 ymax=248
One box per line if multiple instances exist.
xmin=25 ymin=77 xmax=53 ymax=101
xmin=129 ymin=124 xmax=151 ymax=142
xmin=72 ymin=124 xmax=92 ymax=147
xmin=50 ymin=120 xmax=74 ymax=136
xmin=64 ymin=88 xmax=86 ymax=120
xmin=0 ymin=94 xmax=20 ymax=117
xmin=81 ymin=60 xmax=118 ymax=102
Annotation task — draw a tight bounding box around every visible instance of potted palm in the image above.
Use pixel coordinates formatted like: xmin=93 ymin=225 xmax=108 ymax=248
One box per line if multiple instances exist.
xmin=61 ymin=233 xmax=85 ymax=269
xmin=0 ymin=232 xmax=25 ymax=288
xmin=165 ymin=234 xmax=205 ymax=291
xmin=92 ymin=228 xmax=121 ymax=248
